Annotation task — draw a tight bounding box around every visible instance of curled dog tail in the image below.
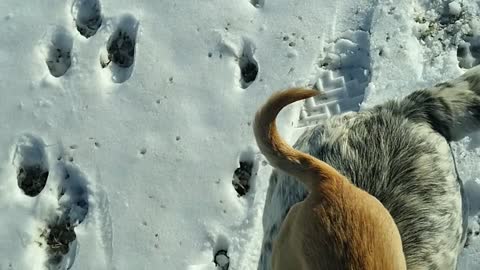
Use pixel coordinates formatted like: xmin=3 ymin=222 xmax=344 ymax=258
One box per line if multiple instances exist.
xmin=253 ymin=88 xmax=345 ymax=191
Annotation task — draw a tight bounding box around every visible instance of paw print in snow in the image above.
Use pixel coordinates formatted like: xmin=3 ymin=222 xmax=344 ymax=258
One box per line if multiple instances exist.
xmin=42 ymin=27 xmax=73 ymax=78
xmin=9 ymin=135 xmax=92 ymax=270
xmin=71 ymin=0 xmax=103 ymax=38
xmin=100 ymin=14 xmax=139 ymax=83
xmin=40 ymin=5 xmax=139 ymax=84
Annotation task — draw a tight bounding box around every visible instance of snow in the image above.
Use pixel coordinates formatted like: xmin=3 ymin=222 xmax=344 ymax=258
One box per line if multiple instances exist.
xmin=449 ymin=1 xmax=463 ymax=17
xmin=0 ymin=0 xmax=479 ymax=269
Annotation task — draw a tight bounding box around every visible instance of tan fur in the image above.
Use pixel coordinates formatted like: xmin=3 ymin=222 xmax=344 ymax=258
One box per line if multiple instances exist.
xmin=254 ymin=88 xmax=407 ymax=270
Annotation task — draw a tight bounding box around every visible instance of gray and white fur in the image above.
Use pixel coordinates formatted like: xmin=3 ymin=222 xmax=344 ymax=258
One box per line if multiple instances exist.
xmin=257 ymin=65 xmax=480 ymax=270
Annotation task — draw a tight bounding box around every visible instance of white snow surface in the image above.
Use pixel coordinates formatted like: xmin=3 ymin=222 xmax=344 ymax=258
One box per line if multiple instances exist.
xmin=1 ymin=0 xmax=480 ymax=269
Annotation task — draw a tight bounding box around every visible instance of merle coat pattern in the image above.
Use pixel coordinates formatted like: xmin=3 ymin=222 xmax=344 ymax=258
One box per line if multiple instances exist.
xmin=257 ymin=66 xmax=480 ymax=270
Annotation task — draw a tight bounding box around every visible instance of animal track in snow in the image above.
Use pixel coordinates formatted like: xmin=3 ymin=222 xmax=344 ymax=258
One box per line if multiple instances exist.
xmin=100 ymin=14 xmax=139 ymax=83
xmin=216 ymin=35 xmax=258 ymax=89
xmin=9 ymin=135 xmax=92 ymax=269
xmin=12 ymin=134 xmax=49 ymax=197
xmin=232 ymin=161 xmax=253 ymax=196
xmin=43 ymin=161 xmax=90 ymax=269
xmin=38 ymin=3 xmax=139 ymax=84
xmin=238 ymin=41 xmax=258 ymax=89
xmin=232 ymin=149 xmax=257 ymax=196
xmin=214 ymin=250 xmax=230 ymax=270
xmin=71 ymin=0 xmax=103 ymax=38
xmin=250 ymin=0 xmax=264 ymax=8
xmin=213 ymin=235 xmax=230 ymax=270
xmin=43 ymin=27 xmax=73 ymax=78
xmin=56 ymin=163 xmax=90 ymax=226
xmin=298 ymin=30 xmax=370 ymax=127
xmin=464 ymin=214 xmax=480 ymax=248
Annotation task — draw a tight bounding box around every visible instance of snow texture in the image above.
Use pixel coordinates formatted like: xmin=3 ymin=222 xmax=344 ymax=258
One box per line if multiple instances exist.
xmin=0 ymin=0 xmax=479 ymax=269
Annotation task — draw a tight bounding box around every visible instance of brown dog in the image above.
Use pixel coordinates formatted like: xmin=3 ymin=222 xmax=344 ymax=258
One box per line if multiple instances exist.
xmin=254 ymin=88 xmax=407 ymax=270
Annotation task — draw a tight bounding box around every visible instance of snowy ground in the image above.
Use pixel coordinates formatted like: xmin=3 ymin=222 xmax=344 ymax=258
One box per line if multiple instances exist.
xmin=1 ymin=0 xmax=480 ymax=269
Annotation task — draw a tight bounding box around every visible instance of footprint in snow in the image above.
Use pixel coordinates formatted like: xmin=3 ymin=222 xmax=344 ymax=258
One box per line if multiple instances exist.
xmin=213 ymin=234 xmax=230 ymax=270
xmin=238 ymin=40 xmax=258 ymax=89
xmin=11 ymin=135 xmax=91 ymax=270
xmin=232 ymin=148 xmax=258 ymax=197
xmin=43 ymin=161 xmax=90 ymax=269
xmin=42 ymin=27 xmax=73 ymax=78
xmin=217 ymin=36 xmax=259 ymax=90
xmin=297 ymin=29 xmax=371 ymax=128
xmin=100 ymin=13 xmax=139 ymax=83
xmin=71 ymin=0 xmax=103 ymax=38
xmin=250 ymin=0 xmax=264 ymax=8
xmin=12 ymin=134 xmax=49 ymax=197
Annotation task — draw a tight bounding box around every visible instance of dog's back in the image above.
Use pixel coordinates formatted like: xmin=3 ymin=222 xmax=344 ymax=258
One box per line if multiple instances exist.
xmin=309 ymin=108 xmax=462 ymax=268
xmin=272 ymin=179 xmax=407 ymax=270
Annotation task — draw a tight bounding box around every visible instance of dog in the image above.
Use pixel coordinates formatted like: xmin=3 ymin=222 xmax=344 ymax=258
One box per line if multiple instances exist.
xmin=255 ymin=66 xmax=480 ymax=269
xmin=254 ymin=89 xmax=407 ymax=269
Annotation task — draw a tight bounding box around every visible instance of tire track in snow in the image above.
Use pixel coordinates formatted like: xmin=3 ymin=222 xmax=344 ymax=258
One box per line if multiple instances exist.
xmin=297 ymin=30 xmax=371 ymax=128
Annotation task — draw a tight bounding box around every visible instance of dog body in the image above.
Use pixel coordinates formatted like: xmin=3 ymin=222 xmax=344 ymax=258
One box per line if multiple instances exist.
xmin=254 ymin=89 xmax=407 ymax=269
xmin=256 ymin=66 xmax=480 ymax=269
